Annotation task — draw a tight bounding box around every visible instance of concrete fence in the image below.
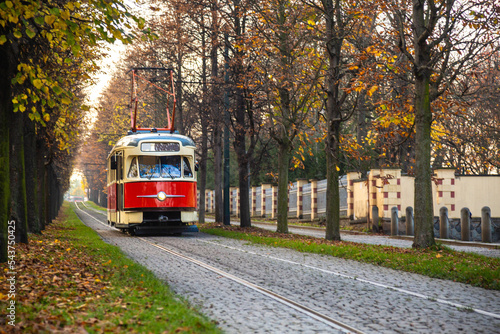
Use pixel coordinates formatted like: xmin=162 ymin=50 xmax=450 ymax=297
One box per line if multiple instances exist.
xmin=346 ymin=168 xmax=500 ymax=221
xmin=383 ymin=205 xmax=499 ymax=243
xmin=199 ymin=177 xmax=348 ymax=220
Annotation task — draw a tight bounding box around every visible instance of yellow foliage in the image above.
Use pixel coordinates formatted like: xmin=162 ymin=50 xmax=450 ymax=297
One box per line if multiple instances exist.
xmin=367 ymin=85 xmax=378 ymax=96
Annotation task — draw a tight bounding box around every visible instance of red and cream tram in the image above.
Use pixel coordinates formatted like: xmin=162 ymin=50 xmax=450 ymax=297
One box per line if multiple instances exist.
xmin=106 ymin=130 xmax=198 ymax=234
xmin=106 ymin=68 xmax=198 ymax=234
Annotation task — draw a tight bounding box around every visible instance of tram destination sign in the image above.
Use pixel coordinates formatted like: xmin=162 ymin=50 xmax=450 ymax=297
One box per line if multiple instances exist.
xmin=141 ymin=142 xmax=180 ymax=152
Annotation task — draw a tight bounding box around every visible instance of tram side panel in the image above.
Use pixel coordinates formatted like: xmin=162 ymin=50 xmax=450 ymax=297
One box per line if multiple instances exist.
xmin=107 ymin=183 xmax=117 ymax=224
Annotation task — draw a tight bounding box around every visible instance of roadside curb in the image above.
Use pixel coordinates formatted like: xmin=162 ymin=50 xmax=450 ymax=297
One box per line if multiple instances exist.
xmin=221 ymin=218 xmax=500 ymax=250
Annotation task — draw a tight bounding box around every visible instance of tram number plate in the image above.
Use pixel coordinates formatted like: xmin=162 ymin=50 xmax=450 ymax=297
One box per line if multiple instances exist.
xmin=141 ymin=142 xmax=180 ymax=152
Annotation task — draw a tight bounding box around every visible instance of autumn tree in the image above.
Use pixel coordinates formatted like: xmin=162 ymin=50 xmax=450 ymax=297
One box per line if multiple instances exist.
xmin=217 ymin=0 xmax=264 ymax=228
xmin=303 ymin=0 xmax=378 ymax=240
xmin=0 ymin=0 xmax=146 ymax=262
xmin=180 ymin=0 xmax=223 ymax=224
xmin=386 ymin=0 xmax=500 ymax=248
xmin=437 ymin=53 xmax=500 ymax=174
xmin=78 ymin=131 xmax=109 ymax=206
xmin=250 ymin=0 xmax=321 ymax=233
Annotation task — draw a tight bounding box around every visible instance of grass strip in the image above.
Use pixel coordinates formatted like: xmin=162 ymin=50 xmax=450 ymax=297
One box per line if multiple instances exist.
xmin=200 ymin=224 xmax=500 ymax=290
xmin=0 ymin=202 xmax=221 ymax=333
xmin=84 ymin=200 xmax=107 ymax=212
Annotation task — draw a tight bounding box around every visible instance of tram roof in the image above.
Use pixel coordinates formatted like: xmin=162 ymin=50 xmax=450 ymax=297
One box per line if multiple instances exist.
xmin=112 ymin=131 xmax=195 ymax=151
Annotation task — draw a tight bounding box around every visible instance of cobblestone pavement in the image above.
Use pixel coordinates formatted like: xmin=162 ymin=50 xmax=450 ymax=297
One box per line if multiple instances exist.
xmin=75 ymin=205 xmax=500 ymax=333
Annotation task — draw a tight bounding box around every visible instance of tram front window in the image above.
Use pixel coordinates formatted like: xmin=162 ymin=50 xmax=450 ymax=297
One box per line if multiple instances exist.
xmin=160 ymin=156 xmax=181 ymax=178
xmin=138 ymin=156 xmax=160 ymax=178
xmin=135 ymin=156 xmax=181 ymax=179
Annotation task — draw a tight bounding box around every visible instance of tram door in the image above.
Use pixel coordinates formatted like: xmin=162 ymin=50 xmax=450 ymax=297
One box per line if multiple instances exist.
xmin=116 ymin=153 xmax=123 ymax=225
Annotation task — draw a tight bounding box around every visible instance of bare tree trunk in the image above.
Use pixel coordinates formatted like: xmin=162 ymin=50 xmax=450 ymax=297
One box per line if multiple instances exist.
xmin=36 ymin=137 xmax=47 ymax=231
xmin=0 ymin=43 xmax=11 ymax=262
xmin=232 ymin=0 xmax=251 ymax=228
xmin=198 ymin=23 xmax=209 ymax=224
xmin=24 ymin=113 xmax=40 ymax=233
xmin=213 ymin=125 xmax=223 ymax=222
xmin=325 ymin=123 xmax=341 ymax=241
xmin=198 ymin=121 xmax=208 ymax=224
xmin=9 ymin=107 xmax=28 ymax=243
xmin=413 ymin=75 xmax=435 ymax=248
xmin=276 ymin=138 xmax=290 ymax=233
xmin=234 ymin=87 xmax=251 ymax=227
xmin=412 ymin=0 xmax=435 ymax=248
xmin=211 ymin=4 xmax=223 ymax=222
xmin=236 ymin=149 xmax=251 ymax=227
xmin=324 ymin=0 xmax=343 ymax=241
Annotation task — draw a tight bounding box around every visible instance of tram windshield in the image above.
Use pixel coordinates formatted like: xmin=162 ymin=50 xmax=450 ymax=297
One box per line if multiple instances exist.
xmin=128 ymin=156 xmax=193 ymax=179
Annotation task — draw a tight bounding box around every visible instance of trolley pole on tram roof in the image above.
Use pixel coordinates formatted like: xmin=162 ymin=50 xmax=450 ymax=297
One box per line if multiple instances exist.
xmin=223 ymin=32 xmax=231 ymax=226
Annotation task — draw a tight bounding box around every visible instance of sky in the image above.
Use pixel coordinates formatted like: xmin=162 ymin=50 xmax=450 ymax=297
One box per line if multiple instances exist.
xmin=84 ymin=41 xmax=128 ymax=108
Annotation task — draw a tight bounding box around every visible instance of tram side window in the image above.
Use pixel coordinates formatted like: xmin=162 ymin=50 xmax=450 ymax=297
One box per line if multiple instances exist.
xmin=183 ymin=157 xmax=193 ymax=178
xmin=117 ymin=154 xmax=123 ymax=180
xmin=108 ymin=160 xmax=113 ymax=183
xmin=128 ymin=157 xmax=138 ymax=178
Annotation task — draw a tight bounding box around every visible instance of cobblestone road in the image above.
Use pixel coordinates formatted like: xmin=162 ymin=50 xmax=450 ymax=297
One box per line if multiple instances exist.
xmin=75 ymin=205 xmax=500 ymax=333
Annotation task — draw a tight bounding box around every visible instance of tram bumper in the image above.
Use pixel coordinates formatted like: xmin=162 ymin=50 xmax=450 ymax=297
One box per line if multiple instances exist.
xmin=133 ymin=223 xmax=198 ymax=235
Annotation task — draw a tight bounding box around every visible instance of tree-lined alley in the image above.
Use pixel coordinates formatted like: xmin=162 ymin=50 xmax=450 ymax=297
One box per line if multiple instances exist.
xmin=1 ymin=0 xmax=499 ymax=262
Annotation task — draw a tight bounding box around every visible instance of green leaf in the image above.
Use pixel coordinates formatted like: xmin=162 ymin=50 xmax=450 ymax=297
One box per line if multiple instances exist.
xmin=53 ymin=85 xmax=63 ymax=95
xmin=26 ymin=28 xmax=36 ymax=39
xmin=0 ymin=35 xmax=7 ymax=45
xmin=71 ymin=44 xmax=80 ymax=56
xmin=34 ymin=16 xmax=44 ymax=25
xmin=13 ymin=30 xmax=22 ymax=39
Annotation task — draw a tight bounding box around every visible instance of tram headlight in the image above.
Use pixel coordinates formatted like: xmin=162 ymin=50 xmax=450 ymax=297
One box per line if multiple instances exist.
xmin=157 ymin=191 xmax=167 ymax=201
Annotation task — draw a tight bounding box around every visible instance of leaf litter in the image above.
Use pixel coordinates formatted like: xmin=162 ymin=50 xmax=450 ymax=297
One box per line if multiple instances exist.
xmin=1 ymin=209 xmax=220 ymax=333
